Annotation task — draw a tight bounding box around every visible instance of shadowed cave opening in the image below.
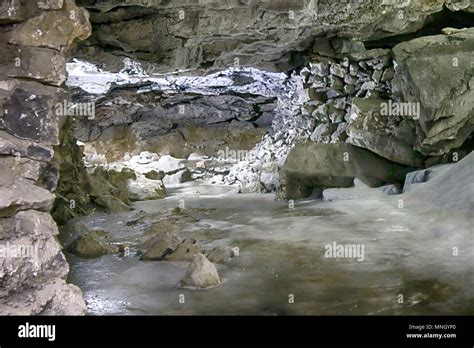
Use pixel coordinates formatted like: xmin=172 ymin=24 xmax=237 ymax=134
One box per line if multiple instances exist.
xmin=364 ymin=7 xmax=474 ymax=48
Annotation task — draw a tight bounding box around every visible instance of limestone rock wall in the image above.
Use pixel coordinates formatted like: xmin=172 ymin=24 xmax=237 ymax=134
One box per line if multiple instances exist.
xmin=392 ymin=28 xmax=474 ymax=157
xmin=72 ymin=0 xmax=468 ymax=73
xmin=227 ymin=26 xmax=474 ymax=192
xmin=299 ymin=29 xmax=474 ymax=167
xmin=64 ymin=0 xmax=474 ymax=194
xmin=71 ymin=86 xmax=277 ymax=161
xmin=0 ymin=0 xmax=91 ymax=315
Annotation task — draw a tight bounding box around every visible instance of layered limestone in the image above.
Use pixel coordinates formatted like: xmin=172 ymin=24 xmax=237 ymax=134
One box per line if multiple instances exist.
xmin=277 ymin=142 xmax=410 ymax=200
xmin=0 ymin=0 xmax=90 ymax=315
xmin=66 ymin=1 xmax=474 ymax=193
xmin=72 ymin=0 xmax=465 ymax=73
xmin=392 ymin=27 xmax=474 ymax=157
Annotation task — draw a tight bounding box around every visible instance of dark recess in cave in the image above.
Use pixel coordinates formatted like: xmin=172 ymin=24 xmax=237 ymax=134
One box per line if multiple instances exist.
xmin=364 ymin=7 xmax=474 ymax=49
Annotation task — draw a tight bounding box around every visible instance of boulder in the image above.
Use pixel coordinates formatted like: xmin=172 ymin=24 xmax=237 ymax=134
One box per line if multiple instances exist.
xmin=346 ymin=98 xmax=423 ymax=167
xmin=180 ymin=253 xmax=221 ymax=289
xmin=141 ymin=231 xmax=180 ymax=261
xmin=164 ymin=239 xmax=203 ymax=261
xmin=144 ymin=170 xmax=165 ymax=180
xmin=207 ymin=245 xmax=236 ymax=264
xmin=94 ymin=195 xmax=131 ymax=213
xmin=67 ymin=230 xmax=119 ymax=258
xmin=277 ymin=142 xmax=411 ymax=200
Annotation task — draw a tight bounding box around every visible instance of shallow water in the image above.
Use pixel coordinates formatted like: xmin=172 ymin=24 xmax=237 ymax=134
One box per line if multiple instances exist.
xmin=64 ymin=183 xmax=474 ymax=315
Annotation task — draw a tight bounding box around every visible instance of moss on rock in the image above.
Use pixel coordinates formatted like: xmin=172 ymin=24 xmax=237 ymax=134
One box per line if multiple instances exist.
xmin=52 ymin=118 xmax=135 ymax=225
xmin=67 ymin=229 xmax=119 ymax=258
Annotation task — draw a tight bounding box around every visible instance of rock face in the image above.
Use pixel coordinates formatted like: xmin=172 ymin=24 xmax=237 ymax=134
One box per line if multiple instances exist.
xmin=392 ymin=28 xmax=474 ymax=158
xmin=277 ymin=143 xmax=410 ymax=200
xmin=71 ymin=82 xmax=275 ymax=161
xmin=181 ymin=253 xmax=221 ymax=290
xmin=346 ymin=98 xmax=422 ymax=167
xmin=227 ymin=27 xmax=473 ymax=192
xmin=72 ymin=0 xmax=463 ymax=73
xmin=295 ymin=37 xmax=427 ymax=167
xmin=0 ymin=0 xmax=90 ymax=314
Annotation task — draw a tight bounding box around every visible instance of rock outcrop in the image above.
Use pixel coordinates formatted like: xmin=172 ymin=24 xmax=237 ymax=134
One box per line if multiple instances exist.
xmin=70 ymin=75 xmax=276 ymax=161
xmin=277 ymin=142 xmax=410 ymax=200
xmin=0 ymin=0 xmax=90 ymax=315
xmin=72 ymin=0 xmax=467 ymax=73
xmin=229 ymin=27 xmax=473 ymax=192
xmin=52 ymin=118 xmax=139 ymax=225
xmin=392 ymin=27 xmax=474 ymax=158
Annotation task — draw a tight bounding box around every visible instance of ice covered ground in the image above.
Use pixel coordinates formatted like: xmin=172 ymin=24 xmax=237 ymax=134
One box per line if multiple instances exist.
xmin=63 ymin=153 xmax=473 ymax=315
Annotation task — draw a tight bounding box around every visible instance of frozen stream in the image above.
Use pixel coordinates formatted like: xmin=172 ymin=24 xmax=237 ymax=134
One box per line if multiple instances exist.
xmin=63 ymin=60 xmax=473 ymax=315
xmin=62 ymin=169 xmax=473 ymax=315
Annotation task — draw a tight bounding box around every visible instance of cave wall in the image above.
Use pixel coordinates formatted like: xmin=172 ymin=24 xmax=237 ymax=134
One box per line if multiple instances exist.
xmin=0 ymin=0 xmax=90 ymax=314
xmin=0 ymin=0 xmax=473 ymax=314
xmin=68 ymin=0 xmax=474 ymax=179
xmin=73 ymin=0 xmax=473 ymax=73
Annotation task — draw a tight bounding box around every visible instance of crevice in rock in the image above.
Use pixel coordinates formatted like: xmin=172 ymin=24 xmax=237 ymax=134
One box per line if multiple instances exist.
xmin=364 ymin=7 xmax=474 ymax=49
